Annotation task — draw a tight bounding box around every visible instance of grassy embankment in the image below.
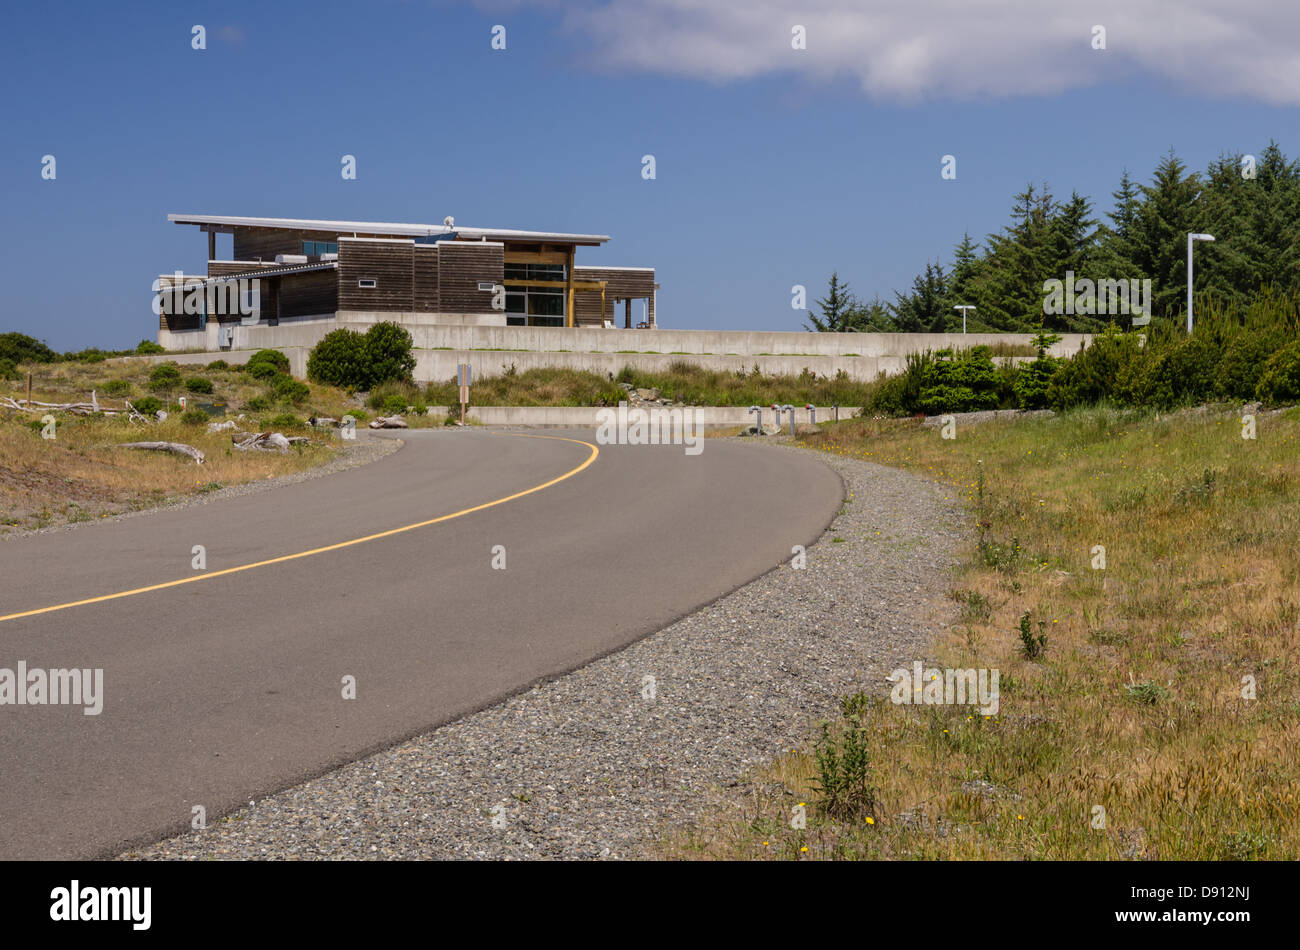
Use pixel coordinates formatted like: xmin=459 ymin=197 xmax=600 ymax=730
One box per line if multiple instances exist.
xmin=663 ymin=406 xmax=1300 ymax=859
xmin=0 ymin=358 xmax=383 ymax=534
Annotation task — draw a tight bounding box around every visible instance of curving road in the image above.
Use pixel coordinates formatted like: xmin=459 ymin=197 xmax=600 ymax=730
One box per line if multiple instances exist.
xmin=0 ymin=429 xmax=841 ymax=859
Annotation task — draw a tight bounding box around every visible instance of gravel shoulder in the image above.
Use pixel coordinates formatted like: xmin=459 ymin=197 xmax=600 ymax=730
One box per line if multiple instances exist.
xmin=121 ymin=438 xmax=965 ymax=860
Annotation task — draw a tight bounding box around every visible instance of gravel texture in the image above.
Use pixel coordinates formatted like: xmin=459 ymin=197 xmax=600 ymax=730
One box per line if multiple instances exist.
xmin=122 ymin=438 xmax=965 ymax=860
xmin=2 ymin=432 xmax=401 ymax=543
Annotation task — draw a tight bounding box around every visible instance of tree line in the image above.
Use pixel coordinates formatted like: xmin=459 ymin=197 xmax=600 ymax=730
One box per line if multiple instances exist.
xmin=806 ymin=142 xmax=1300 ymax=333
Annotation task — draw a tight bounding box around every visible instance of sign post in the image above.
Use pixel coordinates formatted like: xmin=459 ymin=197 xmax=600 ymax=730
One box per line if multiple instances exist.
xmin=457 ymin=363 xmax=472 ymax=425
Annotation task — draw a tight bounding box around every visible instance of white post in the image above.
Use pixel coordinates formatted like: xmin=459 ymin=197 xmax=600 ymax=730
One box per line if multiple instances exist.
xmin=954 ymin=305 xmax=974 ymax=334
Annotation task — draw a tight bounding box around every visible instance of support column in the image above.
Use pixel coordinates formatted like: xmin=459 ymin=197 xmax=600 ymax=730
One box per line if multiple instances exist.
xmin=207 ymin=230 xmax=216 ymax=264
xmin=624 ymin=298 xmax=632 ymax=329
xmin=565 ymin=246 xmax=575 ymax=327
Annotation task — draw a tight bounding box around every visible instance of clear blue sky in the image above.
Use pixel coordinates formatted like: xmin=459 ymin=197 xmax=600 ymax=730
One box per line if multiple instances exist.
xmin=2 ymin=1 xmax=1296 ymax=350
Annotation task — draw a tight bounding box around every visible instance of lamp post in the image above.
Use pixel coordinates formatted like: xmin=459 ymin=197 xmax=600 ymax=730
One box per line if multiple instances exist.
xmin=954 ymin=305 xmax=975 ymax=334
xmin=1187 ymin=233 xmax=1215 ymax=333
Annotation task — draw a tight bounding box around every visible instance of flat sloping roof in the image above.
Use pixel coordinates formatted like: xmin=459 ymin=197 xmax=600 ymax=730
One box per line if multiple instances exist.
xmin=168 ymin=213 xmax=609 ymax=245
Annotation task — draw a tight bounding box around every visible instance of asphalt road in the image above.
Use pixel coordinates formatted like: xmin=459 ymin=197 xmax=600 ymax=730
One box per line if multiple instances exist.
xmin=0 ymin=429 xmax=841 ymax=860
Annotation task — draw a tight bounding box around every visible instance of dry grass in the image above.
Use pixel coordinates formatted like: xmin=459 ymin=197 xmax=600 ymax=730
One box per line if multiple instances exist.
xmin=1 ymin=359 xmax=347 ymax=534
xmin=662 ymin=405 xmax=1300 ymax=860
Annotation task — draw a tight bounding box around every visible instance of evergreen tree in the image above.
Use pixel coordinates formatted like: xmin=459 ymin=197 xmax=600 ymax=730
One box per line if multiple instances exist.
xmin=805 ymin=272 xmax=860 ymax=331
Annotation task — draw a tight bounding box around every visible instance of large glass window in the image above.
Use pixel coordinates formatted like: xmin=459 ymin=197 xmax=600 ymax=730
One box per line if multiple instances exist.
xmin=301 ymin=240 xmax=338 ymax=256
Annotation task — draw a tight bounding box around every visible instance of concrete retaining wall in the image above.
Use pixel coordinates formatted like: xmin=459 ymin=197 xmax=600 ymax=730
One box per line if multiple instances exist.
xmin=426 ymin=405 xmax=856 ymax=430
xmin=153 ymin=317 xmax=1090 ymax=384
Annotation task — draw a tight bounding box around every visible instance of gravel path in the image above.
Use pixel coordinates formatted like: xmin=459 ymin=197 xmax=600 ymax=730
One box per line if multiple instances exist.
xmin=121 ymin=439 xmax=965 ymax=860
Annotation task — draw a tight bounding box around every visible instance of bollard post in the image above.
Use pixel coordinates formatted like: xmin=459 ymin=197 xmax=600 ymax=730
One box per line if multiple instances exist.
xmin=833 ymin=403 xmax=840 ymax=423
xmin=783 ymin=404 xmax=796 ymax=436
xmin=748 ymin=404 xmax=762 ymax=434
xmin=805 ymin=403 xmax=816 ymax=425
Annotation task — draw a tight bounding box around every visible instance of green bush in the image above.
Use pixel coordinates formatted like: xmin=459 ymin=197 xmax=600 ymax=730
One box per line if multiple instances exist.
xmin=102 ymin=378 xmax=132 ymax=396
xmin=135 ymin=340 xmax=166 ymax=355
xmin=271 ymin=373 xmax=310 ymax=405
xmin=1217 ymin=331 xmax=1284 ymax=401
xmin=131 ymin=396 xmax=163 ymax=415
xmin=306 ymin=328 xmax=366 ymax=387
xmin=245 ymin=395 xmax=271 ymax=411
xmin=246 ymin=348 xmax=290 ymax=376
xmin=1047 ymin=325 xmax=1143 ymax=410
xmin=0 ymin=358 xmax=18 ymax=381
xmin=185 ymin=376 xmax=214 ymax=394
xmin=1013 ymin=357 xmax=1061 ymax=410
xmin=1126 ymin=333 xmax=1224 ymax=409
xmin=246 ymin=360 xmax=281 ymax=381
xmin=179 ymin=409 xmax=209 ymax=425
xmin=266 ymin=412 xmax=306 ymax=429
xmin=0 ymin=332 xmax=58 ymax=364
xmin=148 ymin=363 xmax=182 ymax=390
xmin=206 ymin=359 xmax=229 ymax=371
xmin=363 ymin=322 xmax=416 ymax=386
xmin=916 ymin=347 xmax=1000 ymax=414
xmin=379 ymin=394 xmax=409 ymax=415
xmin=1256 ymin=340 xmax=1300 ymax=405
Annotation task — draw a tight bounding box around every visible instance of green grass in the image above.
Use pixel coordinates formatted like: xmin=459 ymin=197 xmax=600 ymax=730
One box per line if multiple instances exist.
xmin=663 ymin=405 xmax=1300 ymax=860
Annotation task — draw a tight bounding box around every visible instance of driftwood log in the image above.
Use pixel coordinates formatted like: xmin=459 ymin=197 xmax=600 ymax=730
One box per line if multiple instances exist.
xmin=368 ymin=415 xmax=408 ymax=429
xmin=1 ymin=396 xmax=127 ymax=416
xmin=119 ymin=441 xmax=205 ymax=463
xmin=231 ymin=431 xmax=312 ymax=451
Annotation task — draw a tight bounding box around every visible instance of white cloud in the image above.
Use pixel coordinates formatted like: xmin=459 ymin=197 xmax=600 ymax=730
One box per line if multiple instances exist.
xmin=496 ymin=0 xmax=1300 ymax=105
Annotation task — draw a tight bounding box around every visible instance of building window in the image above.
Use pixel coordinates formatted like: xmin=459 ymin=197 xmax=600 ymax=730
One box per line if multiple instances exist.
xmin=358 ymin=279 xmax=377 ymax=289
xmin=503 ymin=262 xmax=565 ymax=282
xmin=302 ymin=240 xmax=339 ymax=256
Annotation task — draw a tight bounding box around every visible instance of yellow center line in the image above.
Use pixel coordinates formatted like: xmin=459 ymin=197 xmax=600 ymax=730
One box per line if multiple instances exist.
xmin=0 ymin=432 xmax=598 ymax=625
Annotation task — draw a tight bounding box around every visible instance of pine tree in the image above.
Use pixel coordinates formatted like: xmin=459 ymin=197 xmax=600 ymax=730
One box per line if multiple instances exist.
xmin=805 ymin=272 xmax=860 ymax=331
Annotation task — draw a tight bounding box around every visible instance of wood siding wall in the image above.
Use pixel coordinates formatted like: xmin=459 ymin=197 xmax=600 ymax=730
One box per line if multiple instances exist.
xmin=337 ymin=239 xmax=414 ymax=312
xmin=279 ymin=270 xmax=338 ymax=319
xmin=572 ymin=267 xmax=655 ymax=327
xmin=437 ymin=242 xmax=504 ymax=314
xmin=414 ymin=245 xmax=440 ymax=311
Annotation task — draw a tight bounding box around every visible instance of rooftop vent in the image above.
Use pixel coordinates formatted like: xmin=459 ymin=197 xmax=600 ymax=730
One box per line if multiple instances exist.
xmin=275 ymin=253 xmax=309 ymax=265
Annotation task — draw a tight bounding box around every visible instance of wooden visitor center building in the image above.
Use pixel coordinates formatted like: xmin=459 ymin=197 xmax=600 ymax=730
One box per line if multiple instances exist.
xmin=156 ymin=213 xmax=656 ymax=348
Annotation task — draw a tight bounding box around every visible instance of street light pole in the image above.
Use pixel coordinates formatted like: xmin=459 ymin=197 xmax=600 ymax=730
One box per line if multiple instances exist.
xmin=954 ymin=305 xmax=974 ymax=334
xmin=1187 ymin=233 xmax=1215 ymax=333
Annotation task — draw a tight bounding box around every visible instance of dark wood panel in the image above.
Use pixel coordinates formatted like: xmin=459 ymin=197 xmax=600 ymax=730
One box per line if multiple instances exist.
xmin=337 ymin=239 xmax=414 ymax=311
xmin=414 ymin=245 xmax=439 ymax=312
xmin=437 ymin=243 xmax=503 ymax=313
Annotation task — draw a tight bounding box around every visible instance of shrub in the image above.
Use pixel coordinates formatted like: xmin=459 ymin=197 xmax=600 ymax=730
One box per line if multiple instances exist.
xmin=266 ymin=412 xmax=306 ymax=429
xmin=1126 ymin=333 xmax=1224 ymax=409
xmin=102 ymin=378 xmax=132 ymax=396
xmin=1047 ymin=325 xmax=1143 ymax=410
xmin=0 ymin=358 xmax=18 ymax=381
xmin=362 ymin=322 xmax=416 ymax=386
xmin=1256 ymin=340 xmax=1300 ymax=405
xmin=0 ymin=332 xmax=58 ymax=364
xmin=306 ymin=328 xmax=366 ymax=387
xmin=271 ymin=373 xmax=310 ymax=405
xmin=135 ymin=340 xmax=166 ymax=355
xmin=185 ymin=376 xmax=214 ymax=394
xmin=179 ymin=409 xmax=209 ymax=425
xmin=379 ymin=394 xmax=409 ymax=415
xmin=1013 ymin=357 xmax=1061 ymax=410
xmin=864 ymin=352 xmax=932 ymax=417
xmin=206 ymin=359 xmax=229 ymax=371
xmin=131 ymin=396 xmax=163 ymax=414
xmin=148 ymin=363 xmax=182 ymax=390
xmin=246 ymin=360 xmax=281 ymax=381
xmin=246 ymin=348 xmax=290 ymax=376
xmin=916 ymin=347 xmax=1000 ymax=414
xmin=245 ymin=395 xmax=271 ymax=411
xmin=810 ymin=707 xmax=879 ymax=822
xmin=1018 ymin=611 xmax=1048 ymax=660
